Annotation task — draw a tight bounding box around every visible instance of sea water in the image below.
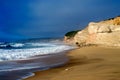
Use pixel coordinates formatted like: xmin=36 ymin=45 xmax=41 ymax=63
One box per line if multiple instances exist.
xmin=0 ymin=38 xmax=75 ymax=80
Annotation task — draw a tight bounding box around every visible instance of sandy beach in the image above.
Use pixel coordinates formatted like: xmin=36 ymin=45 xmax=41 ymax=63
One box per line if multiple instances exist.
xmin=25 ymin=46 xmax=120 ymax=80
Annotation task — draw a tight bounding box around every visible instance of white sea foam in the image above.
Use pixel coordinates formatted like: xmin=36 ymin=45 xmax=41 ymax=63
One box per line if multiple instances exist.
xmin=0 ymin=43 xmax=75 ymax=61
xmin=10 ymin=43 xmax=25 ymax=47
xmin=28 ymin=43 xmax=56 ymax=47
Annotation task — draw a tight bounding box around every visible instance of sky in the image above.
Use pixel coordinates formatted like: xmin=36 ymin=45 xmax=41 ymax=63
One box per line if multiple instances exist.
xmin=0 ymin=0 xmax=120 ymax=42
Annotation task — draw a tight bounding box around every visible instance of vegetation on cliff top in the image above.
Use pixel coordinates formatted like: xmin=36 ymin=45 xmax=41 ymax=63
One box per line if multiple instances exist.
xmin=106 ymin=15 xmax=120 ymax=20
xmin=65 ymin=30 xmax=79 ymax=38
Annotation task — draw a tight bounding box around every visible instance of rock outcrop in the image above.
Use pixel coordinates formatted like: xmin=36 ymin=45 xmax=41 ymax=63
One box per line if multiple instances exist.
xmin=64 ymin=16 xmax=120 ymax=47
xmin=64 ymin=30 xmax=79 ymax=44
xmin=74 ymin=28 xmax=89 ymax=46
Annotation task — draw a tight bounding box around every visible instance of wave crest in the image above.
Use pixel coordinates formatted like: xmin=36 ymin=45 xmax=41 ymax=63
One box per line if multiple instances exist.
xmin=0 ymin=42 xmax=75 ymax=61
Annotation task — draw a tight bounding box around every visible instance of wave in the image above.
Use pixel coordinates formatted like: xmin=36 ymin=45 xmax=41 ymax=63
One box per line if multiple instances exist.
xmin=0 ymin=45 xmax=74 ymax=61
xmin=0 ymin=38 xmax=75 ymax=80
xmin=0 ymin=38 xmax=63 ymax=49
xmin=0 ymin=43 xmax=24 ymax=49
xmin=0 ymin=39 xmax=75 ymax=61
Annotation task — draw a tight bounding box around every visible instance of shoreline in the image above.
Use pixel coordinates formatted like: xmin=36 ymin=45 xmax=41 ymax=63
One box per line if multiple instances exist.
xmin=25 ymin=46 xmax=120 ymax=80
xmin=0 ymin=50 xmax=70 ymax=80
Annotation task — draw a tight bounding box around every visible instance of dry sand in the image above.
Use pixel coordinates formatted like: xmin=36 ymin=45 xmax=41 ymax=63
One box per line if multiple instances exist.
xmin=25 ymin=46 xmax=120 ymax=80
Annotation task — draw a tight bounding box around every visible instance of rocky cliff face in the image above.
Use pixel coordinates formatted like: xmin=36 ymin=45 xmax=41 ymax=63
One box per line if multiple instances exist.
xmin=65 ymin=16 xmax=120 ymax=47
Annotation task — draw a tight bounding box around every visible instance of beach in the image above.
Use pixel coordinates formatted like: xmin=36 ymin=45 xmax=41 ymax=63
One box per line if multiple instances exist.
xmin=25 ymin=46 xmax=120 ymax=80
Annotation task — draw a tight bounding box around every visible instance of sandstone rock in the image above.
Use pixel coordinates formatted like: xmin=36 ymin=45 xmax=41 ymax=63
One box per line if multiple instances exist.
xmin=64 ymin=16 xmax=120 ymax=47
xmin=92 ymin=32 xmax=120 ymax=46
xmin=88 ymin=22 xmax=112 ymax=34
xmin=88 ymin=22 xmax=98 ymax=34
xmin=64 ymin=36 xmax=74 ymax=44
xmin=74 ymin=28 xmax=89 ymax=46
xmin=87 ymin=17 xmax=120 ymax=46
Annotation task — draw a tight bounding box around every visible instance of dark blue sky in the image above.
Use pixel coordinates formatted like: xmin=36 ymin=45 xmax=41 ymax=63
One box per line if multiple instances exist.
xmin=0 ymin=0 xmax=120 ymax=41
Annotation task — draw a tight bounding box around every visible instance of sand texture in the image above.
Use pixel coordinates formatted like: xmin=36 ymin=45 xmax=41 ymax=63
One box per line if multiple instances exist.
xmin=25 ymin=47 xmax=120 ymax=80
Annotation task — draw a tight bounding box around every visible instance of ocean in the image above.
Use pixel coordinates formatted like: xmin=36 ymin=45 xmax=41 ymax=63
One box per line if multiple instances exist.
xmin=0 ymin=38 xmax=75 ymax=80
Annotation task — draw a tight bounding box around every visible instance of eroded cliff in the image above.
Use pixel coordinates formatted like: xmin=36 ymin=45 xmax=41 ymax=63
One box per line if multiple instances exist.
xmin=65 ymin=16 xmax=120 ymax=47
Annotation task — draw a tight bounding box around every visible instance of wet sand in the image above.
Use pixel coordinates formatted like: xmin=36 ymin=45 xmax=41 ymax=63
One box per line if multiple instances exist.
xmin=25 ymin=46 xmax=120 ymax=80
xmin=0 ymin=52 xmax=69 ymax=80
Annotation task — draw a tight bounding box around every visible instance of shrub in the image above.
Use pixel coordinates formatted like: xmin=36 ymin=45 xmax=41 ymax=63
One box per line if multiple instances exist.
xmin=65 ymin=30 xmax=79 ymax=38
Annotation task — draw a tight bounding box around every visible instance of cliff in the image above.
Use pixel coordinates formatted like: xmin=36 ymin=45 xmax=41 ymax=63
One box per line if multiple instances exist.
xmin=64 ymin=16 xmax=120 ymax=47
xmin=64 ymin=30 xmax=79 ymax=44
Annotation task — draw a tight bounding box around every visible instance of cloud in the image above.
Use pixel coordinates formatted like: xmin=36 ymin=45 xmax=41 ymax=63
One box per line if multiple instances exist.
xmin=0 ymin=0 xmax=120 ymax=41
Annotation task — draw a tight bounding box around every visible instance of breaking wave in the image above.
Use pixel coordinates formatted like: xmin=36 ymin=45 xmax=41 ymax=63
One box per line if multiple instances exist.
xmin=0 ymin=39 xmax=75 ymax=61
